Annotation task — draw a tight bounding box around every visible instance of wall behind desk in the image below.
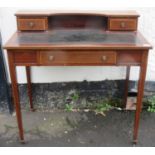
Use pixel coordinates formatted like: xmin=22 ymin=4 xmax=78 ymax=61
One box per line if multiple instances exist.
xmin=0 ymin=7 xmax=155 ymax=83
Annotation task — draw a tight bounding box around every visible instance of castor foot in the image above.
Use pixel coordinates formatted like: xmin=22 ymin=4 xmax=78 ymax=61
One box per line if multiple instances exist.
xmin=30 ymin=108 xmax=36 ymax=112
xmin=132 ymin=139 xmax=138 ymax=146
xmin=19 ymin=139 xmax=26 ymax=144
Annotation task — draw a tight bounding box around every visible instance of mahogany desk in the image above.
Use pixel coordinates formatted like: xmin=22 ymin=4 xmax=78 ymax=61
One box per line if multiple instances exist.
xmin=4 ymin=11 xmax=152 ymax=144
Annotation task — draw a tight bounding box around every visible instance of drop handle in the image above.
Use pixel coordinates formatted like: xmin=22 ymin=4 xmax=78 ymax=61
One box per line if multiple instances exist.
xmin=120 ymin=22 xmax=126 ymax=28
xmin=102 ymin=55 xmax=108 ymax=62
xmin=29 ymin=22 xmax=35 ymax=28
xmin=48 ymin=55 xmax=54 ymax=61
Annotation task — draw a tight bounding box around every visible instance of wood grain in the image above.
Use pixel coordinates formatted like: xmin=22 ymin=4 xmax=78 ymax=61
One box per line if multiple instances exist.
xmin=17 ymin=17 xmax=48 ymax=31
xmin=15 ymin=10 xmax=140 ymax=17
xmin=26 ymin=66 xmax=34 ymax=111
xmin=124 ymin=66 xmax=130 ymax=108
xmin=10 ymin=50 xmax=146 ymax=66
xmin=13 ymin=51 xmax=38 ymax=64
xmin=133 ymin=50 xmax=148 ymax=144
xmin=7 ymin=51 xmax=24 ymax=142
xmin=39 ymin=51 xmax=117 ymax=66
xmin=108 ymin=18 xmax=137 ymax=31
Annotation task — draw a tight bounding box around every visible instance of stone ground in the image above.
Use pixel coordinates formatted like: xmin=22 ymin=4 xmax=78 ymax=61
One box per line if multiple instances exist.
xmin=0 ymin=109 xmax=155 ymax=147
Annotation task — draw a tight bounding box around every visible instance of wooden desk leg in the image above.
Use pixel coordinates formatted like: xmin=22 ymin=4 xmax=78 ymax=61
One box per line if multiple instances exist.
xmin=26 ymin=66 xmax=34 ymax=111
xmin=8 ymin=51 xmax=24 ymax=143
xmin=133 ymin=51 xmax=148 ymax=144
xmin=124 ymin=66 xmax=130 ymax=108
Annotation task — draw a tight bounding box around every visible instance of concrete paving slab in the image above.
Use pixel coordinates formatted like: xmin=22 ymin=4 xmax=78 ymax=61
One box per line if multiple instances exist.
xmin=0 ymin=110 xmax=155 ymax=147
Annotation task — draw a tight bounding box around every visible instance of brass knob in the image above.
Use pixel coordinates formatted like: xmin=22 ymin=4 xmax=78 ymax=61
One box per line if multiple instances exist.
xmin=48 ymin=55 xmax=54 ymax=61
xmin=120 ymin=22 xmax=126 ymax=28
xmin=29 ymin=22 xmax=35 ymax=28
xmin=102 ymin=55 xmax=107 ymax=62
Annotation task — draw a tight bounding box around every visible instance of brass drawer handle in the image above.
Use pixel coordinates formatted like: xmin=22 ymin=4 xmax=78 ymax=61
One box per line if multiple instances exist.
xmin=48 ymin=55 xmax=54 ymax=61
xmin=120 ymin=22 xmax=126 ymax=28
xmin=102 ymin=55 xmax=108 ymax=62
xmin=28 ymin=22 xmax=35 ymax=28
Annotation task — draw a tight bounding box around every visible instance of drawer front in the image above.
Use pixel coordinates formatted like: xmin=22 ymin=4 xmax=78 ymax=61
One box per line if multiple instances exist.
xmin=109 ymin=18 xmax=137 ymax=31
xmin=39 ymin=51 xmax=117 ymax=66
xmin=117 ymin=51 xmax=142 ymax=65
xmin=13 ymin=51 xmax=38 ymax=64
xmin=17 ymin=17 xmax=48 ymax=31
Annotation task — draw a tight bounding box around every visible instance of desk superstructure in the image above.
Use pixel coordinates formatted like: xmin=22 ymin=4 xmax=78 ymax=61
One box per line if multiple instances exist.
xmin=4 ymin=10 xmax=152 ymax=143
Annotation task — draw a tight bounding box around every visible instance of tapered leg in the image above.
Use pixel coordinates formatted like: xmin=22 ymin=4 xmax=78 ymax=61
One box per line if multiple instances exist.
xmin=133 ymin=51 xmax=148 ymax=144
xmin=8 ymin=51 xmax=24 ymax=142
xmin=124 ymin=66 xmax=130 ymax=108
xmin=26 ymin=66 xmax=34 ymax=111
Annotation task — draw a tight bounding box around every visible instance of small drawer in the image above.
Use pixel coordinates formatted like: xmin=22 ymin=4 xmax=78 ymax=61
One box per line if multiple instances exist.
xmin=108 ymin=18 xmax=137 ymax=31
xmin=13 ymin=51 xmax=38 ymax=64
xmin=17 ymin=17 xmax=48 ymax=31
xmin=39 ymin=51 xmax=117 ymax=66
xmin=117 ymin=51 xmax=142 ymax=65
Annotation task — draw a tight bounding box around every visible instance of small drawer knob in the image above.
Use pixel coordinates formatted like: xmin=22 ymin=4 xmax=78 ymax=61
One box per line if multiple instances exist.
xmin=29 ymin=22 xmax=35 ymax=28
xmin=48 ymin=55 xmax=54 ymax=61
xmin=120 ymin=22 xmax=126 ymax=28
xmin=102 ymin=55 xmax=108 ymax=62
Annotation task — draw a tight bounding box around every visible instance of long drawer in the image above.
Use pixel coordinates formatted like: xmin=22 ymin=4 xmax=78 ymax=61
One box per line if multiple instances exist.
xmin=39 ymin=51 xmax=117 ymax=66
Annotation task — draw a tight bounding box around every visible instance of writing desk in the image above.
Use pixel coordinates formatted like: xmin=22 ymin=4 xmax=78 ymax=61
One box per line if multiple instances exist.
xmin=4 ymin=11 xmax=152 ymax=144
